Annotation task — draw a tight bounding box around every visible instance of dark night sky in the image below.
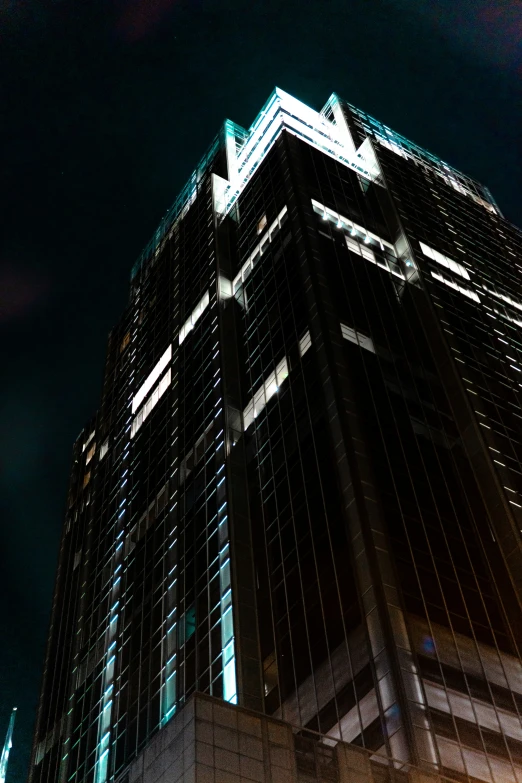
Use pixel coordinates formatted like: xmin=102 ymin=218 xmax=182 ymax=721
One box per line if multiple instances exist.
xmin=0 ymin=0 xmax=520 ymax=779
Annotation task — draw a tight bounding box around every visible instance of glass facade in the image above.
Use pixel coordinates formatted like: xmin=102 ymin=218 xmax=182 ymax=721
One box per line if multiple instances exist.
xmin=29 ymin=89 xmax=522 ymax=783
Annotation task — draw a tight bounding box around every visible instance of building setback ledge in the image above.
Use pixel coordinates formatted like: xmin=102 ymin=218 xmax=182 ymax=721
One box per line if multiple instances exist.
xmin=117 ymin=693 xmax=463 ymax=783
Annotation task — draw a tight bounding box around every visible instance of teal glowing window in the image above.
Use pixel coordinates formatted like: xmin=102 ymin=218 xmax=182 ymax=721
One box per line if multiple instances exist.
xmin=179 ymin=605 xmax=196 ymax=646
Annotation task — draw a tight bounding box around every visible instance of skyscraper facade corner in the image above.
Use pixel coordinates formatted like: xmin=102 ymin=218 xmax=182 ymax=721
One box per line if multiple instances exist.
xmin=29 ymin=87 xmax=522 ymax=783
xmin=1 ymin=708 xmax=17 ymax=783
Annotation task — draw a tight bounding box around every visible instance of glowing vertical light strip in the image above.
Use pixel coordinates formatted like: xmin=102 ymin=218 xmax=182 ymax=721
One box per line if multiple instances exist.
xmin=161 ymin=552 xmax=178 ymax=724
xmin=0 ymin=708 xmax=16 ymax=783
xmin=224 ymin=120 xmax=240 ymax=185
xmin=93 ymin=332 xmax=137 ymax=782
xmin=160 ymin=338 xmax=180 ymax=727
xmin=218 ymin=496 xmax=237 ymax=703
xmin=94 ymin=478 xmax=127 ymax=783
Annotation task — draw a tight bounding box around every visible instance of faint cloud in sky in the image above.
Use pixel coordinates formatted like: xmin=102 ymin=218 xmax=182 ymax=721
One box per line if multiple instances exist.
xmin=388 ymin=0 xmax=522 ymax=73
xmin=476 ymin=2 xmax=522 ymax=68
xmin=115 ymin=0 xmax=179 ymax=42
xmin=0 ymin=263 xmax=49 ymax=323
xmin=0 ymin=0 xmax=47 ymax=33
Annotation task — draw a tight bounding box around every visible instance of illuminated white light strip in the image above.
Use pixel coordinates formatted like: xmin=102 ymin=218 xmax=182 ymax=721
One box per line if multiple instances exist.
xmin=379 ymin=137 xmax=407 ymax=159
xmin=312 ymin=198 xmax=406 ymax=280
xmin=179 ymin=291 xmax=210 ymax=344
xmin=132 ymin=345 xmax=172 ymax=413
xmin=346 ymin=234 xmax=405 ymax=279
xmin=493 ymin=309 xmax=522 ymax=329
xmin=222 ymin=89 xmax=375 ymax=217
xmin=82 ymin=431 xmax=95 ymax=452
xmin=299 ymin=330 xmax=312 ymax=357
xmin=419 ymin=241 xmax=470 ymax=281
xmin=341 ymin=323 xmax=375 ymax=353
xmin=312 ymin=198 xmax=395 ymax=252
xmin=232 ymin=206 xmax=288 ymax=292
xmin=431 ymin=271 xmax=480 ymax=303
xmin=346 ymin=235 xmax=379 ymax=265
xmin=243 ymin=358 xmax=289 ymax=431
xmin=131 ymin=370 xmax=171 ymax=438
xmin=483 ymin=286 xmax=522 ymax=315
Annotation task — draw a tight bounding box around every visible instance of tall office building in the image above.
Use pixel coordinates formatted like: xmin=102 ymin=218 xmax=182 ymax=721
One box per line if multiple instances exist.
xmin=29 ymin=89 xmax=522 ymax=783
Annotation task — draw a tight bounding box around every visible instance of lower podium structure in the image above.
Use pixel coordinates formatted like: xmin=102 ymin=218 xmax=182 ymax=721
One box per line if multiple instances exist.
xmin=123 ymin=694 xmax=450 ymax=783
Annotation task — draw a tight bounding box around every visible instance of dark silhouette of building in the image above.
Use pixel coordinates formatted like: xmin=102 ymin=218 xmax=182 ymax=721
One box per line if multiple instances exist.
xmin=29 ymin=89 xmax=522 ymax=783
